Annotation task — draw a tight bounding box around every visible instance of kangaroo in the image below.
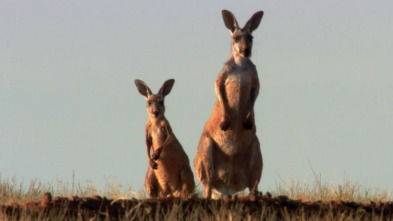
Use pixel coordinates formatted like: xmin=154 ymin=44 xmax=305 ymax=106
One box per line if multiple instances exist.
xmin=135 ymin=79 xmax=195 ymax=198
xmin=194 ymin=10 xmax=264 ymax=199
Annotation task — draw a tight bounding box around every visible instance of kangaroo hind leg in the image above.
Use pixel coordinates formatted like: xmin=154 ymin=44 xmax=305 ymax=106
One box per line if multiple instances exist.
xmin=145 ymin=167 xmax=160 ymax=197
xmin=179 ymin=167 xmax=195 ymax=198
xmin=248 ymin=136 xmax=262 ymax=195
xmin=194 ymin=132 xmax=215 ymax=198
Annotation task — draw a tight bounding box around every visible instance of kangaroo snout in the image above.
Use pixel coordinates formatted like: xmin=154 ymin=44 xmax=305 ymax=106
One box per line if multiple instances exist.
xmin=233 ymin=33 xmax=253 ymax=58
xmin=241 ymin=48 xmax=251 ymax=57
xmin=152 ymin=110 xmax=160 ymax=117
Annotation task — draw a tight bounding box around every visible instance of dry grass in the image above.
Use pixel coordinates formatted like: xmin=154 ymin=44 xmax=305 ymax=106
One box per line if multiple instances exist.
xmin=1 ymin=173 xmax=392 ymax=220
xmin=0 ymin=174 xmax=145 ymax=205
xmin=273 ymin=159 xmax=392 ymax=203
xmin=274 ymin=174 xmax=392 ymax=203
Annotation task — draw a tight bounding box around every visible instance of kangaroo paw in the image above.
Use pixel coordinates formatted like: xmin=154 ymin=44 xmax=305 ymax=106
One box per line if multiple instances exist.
xmin=151 ymin=148 xmax=162 ymax=160
xmin=151 ymin=153 xmax=159 ymax=160
xmin=220 ymin=118 xmax=230 ymax=131
xmin=149 ymin=159 xmax=158 ymax=170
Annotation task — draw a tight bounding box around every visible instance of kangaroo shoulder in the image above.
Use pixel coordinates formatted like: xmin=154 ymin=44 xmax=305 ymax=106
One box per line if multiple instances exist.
xmin=159 ymin=118 xmax=170 ymax=128
xmin=222 ymin=59 xmax=236 ymax=73
xmin=145 ymin=121 xmax=152 ymax=132
xmin=248 ymin=61 xmax=257 ymax=72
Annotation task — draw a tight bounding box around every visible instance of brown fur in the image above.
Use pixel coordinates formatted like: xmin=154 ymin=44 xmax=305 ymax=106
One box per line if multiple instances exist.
xmin=194 ymin=10 xmax=264 ymax=199
xmin=135 ymin=79 xmax=195 ymax=198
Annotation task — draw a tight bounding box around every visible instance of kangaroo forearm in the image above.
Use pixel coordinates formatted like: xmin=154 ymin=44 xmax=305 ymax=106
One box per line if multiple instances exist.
xmin=215 ymin=74 xmax=229 ymax=116
xmin=146 ymin=145 xmax=153 ymax=159
xmin=146 ymin=136 xmax=153 ymax=159
xmin=161 ymin=135 xmax=174 ymax=148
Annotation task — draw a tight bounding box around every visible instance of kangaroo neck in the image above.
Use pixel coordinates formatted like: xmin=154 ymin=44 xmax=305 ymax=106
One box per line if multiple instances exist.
xmin=230 ymin=54 xmax=250 ymax=66
xmin=149 ymin=116 xmax=164 ymax=126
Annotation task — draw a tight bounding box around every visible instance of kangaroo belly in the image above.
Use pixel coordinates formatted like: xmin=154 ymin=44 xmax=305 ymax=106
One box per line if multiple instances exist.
xmin=209 ymin=127 xmax=256 ymax=156
xmin=154 ymin=146 xmax=190 ymax=191
xmin=213 ymin=155 xmax=250 ymax=193
xmin=214 ymin=130 xmax=240 ymax=155
xmin=154 ymin=161 xmax=180 ymax=192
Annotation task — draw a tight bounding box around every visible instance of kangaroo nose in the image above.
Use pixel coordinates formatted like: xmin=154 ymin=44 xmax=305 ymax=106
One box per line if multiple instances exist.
xmin=244 ymin=48 xmax=251 ymax=57
xmin=153 ymin=110 xmax=160 ymax=117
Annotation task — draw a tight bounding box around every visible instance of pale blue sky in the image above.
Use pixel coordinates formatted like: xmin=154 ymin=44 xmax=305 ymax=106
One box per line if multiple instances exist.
xmin=1 ymin=1 xmax=392 ymax=194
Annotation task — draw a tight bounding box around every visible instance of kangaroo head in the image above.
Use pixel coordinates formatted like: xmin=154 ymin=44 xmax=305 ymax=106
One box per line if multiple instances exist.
xmin=222 ymin=10 xmax=264 ymax=58
xmin=135 ymin=79 xmax=175 ymax=119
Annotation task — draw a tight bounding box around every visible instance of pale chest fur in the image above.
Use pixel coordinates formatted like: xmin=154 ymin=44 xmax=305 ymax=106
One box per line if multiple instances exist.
xmin=147 ymin=123 xmax=167 ymax=150
xmin=224 ymin=70 xmax=254 ymax=112
xmin=222 ymin=57 xmax=257 ymax=112
xmin=209 ymin=60 xmax=258 ymax=156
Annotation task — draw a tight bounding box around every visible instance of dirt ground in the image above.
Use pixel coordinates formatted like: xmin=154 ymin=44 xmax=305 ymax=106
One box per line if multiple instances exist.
xmin=1 ymin=192 xmax=393 ymax=220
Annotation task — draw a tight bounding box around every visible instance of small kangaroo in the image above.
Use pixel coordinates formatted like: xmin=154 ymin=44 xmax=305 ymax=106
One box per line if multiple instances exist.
xmin=194 ymin=10 xmax=264 ymax=199
xmin=135 ymin=79 xmax=195 ymax=198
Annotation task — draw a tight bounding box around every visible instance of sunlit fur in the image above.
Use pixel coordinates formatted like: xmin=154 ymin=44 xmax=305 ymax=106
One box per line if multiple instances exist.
xmin=135 ymin=79 xmax=195 ymax=198
xmin=194 ymin=10 xmax=264 ymax=199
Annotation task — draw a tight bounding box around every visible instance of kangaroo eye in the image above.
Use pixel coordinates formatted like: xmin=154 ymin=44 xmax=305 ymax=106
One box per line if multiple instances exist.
xmin=159 ymin=101 xmax=164 ymax=106
xmin=245 ymin=35 xmax=253 ymax=42
xmin=233 ymin=36 xmax=241 ymax=42
xmin=147 ymin=101 xmax=152 ymax=106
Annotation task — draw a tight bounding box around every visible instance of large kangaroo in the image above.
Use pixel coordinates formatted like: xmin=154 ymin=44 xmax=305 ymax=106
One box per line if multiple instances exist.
xmin=194 ymin=10 xmax=264 ymax=199
xmin=135 ymin=79 xmax=195 ymax=198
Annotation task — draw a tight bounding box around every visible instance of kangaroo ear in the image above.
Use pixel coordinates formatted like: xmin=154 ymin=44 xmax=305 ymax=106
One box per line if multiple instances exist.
xmin=134 ymin=79 xmax=152 ymax=98
xmin=159 ymin=79 xmax=175 ymax=96
xmin=222 ymin=10 xmax=239 ymax=33
xmin=243 ymin=11 xmax=264 ymax=33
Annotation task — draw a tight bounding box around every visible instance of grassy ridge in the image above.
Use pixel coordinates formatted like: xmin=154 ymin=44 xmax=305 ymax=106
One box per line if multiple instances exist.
xmin=0 ymin=175 xmax=146 ymax=205
xmin=273 ymin=174 xmax=392 ymax=203
xmin=1 ymin=175 xmax=392 ymax=220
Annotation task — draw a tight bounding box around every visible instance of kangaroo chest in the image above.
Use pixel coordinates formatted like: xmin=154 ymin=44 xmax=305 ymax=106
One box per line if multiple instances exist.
xmin=149 ymin=126 xmax=166 ymax=149
xmin=225 ymin=71 xmax=253 ymax=111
